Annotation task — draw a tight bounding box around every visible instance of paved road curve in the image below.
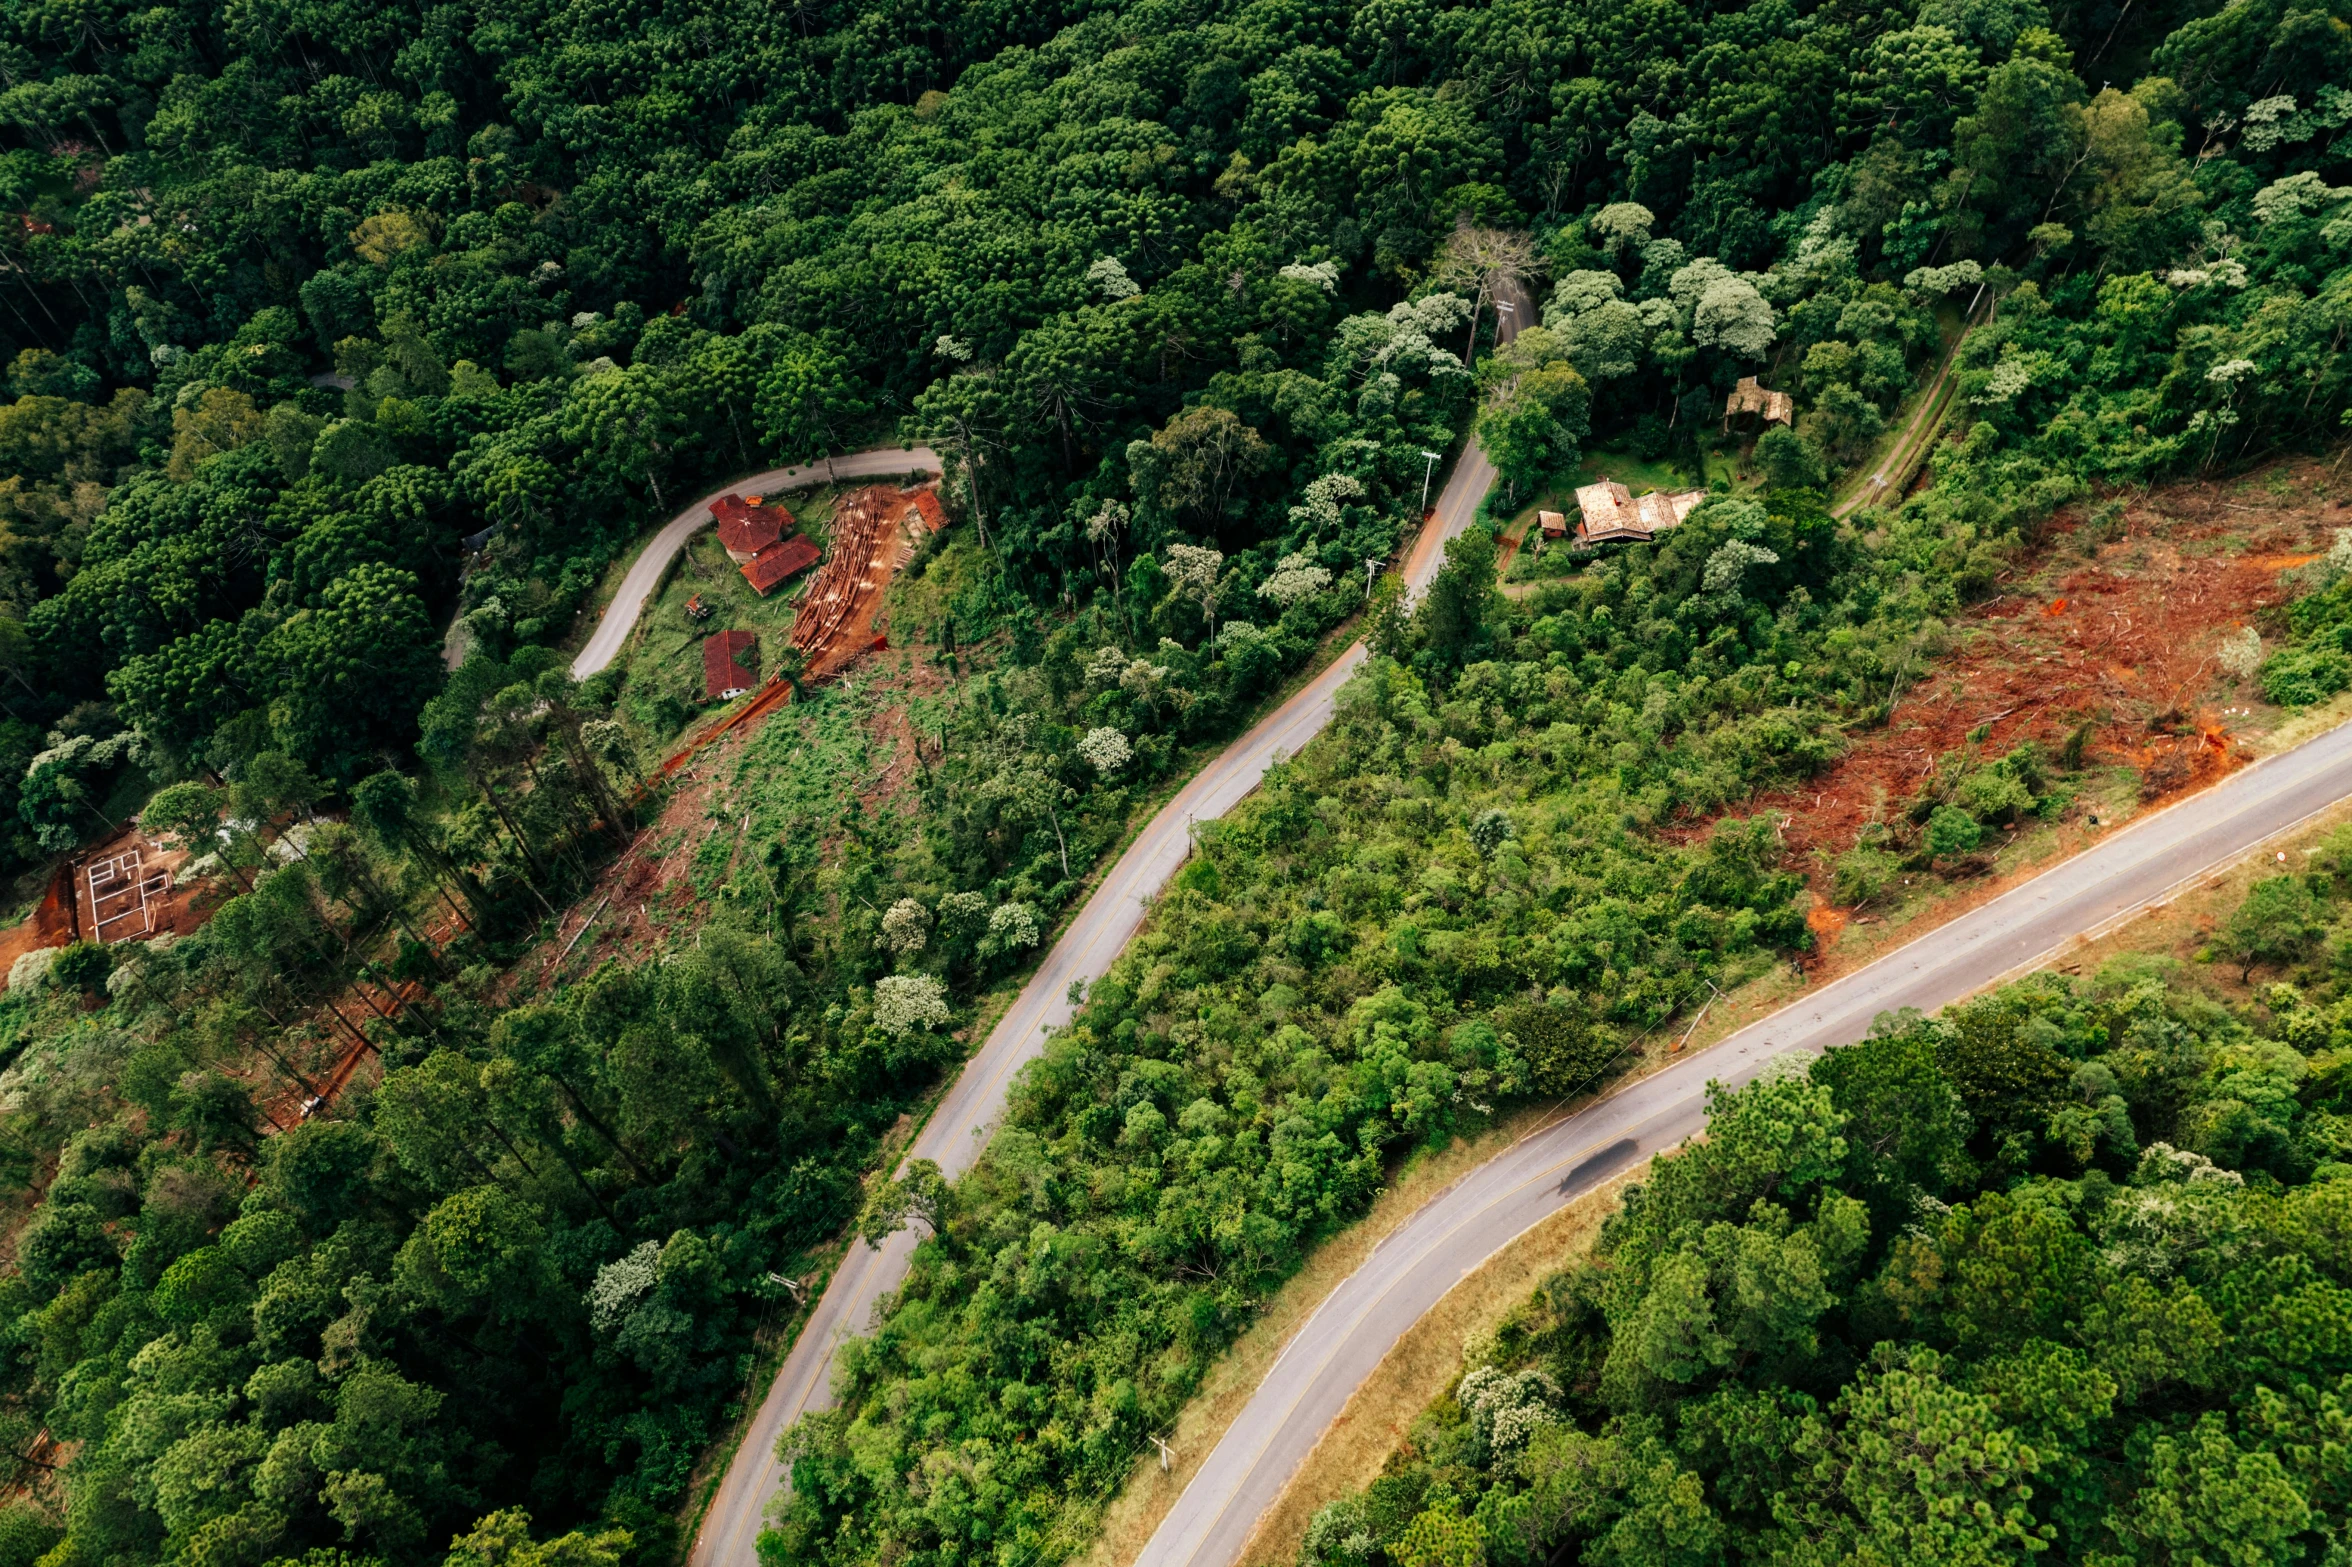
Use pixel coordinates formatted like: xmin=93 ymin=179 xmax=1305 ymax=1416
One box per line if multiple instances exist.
xmin=687 ymin=300 xmax=1523 ymax=1567
xmin=568 ymin=447 xmax=943 ymax=680
xmin=1135 ymin=714 xmax=2352 ymax=1567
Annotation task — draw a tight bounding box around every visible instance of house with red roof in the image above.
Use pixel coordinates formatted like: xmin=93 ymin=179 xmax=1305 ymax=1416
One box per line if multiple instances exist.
xmin=702 ymin=629 xmax=759 ymax=700
xmin=741 ymin=535 xmax=821 ymax=595
xmin=911 ymin=488 xmax=948 ymax=534
xmin=712 ymin=493 xmax=794 ymax=563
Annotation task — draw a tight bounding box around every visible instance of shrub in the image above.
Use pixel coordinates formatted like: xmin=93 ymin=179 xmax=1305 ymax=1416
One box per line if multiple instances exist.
xmin=1926 ymin=805 xmax=1983 ymax=859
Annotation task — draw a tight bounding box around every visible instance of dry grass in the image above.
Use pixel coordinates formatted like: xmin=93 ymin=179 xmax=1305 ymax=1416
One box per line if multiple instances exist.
xmin=1234 ymin=1166 xmax=1645 ymax=1567
xmin=1069 ymin=1104 xmax=1573 ymax=1567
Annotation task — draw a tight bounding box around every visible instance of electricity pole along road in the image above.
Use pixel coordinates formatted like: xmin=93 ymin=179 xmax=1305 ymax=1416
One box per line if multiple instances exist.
xmin=688 ymin=294 xmax=1527 ymax=1567
xmin=1133 ymin=714 xmax=2352 ymax=1567
xmin=565 ymin=446 xmax=944 ymax=680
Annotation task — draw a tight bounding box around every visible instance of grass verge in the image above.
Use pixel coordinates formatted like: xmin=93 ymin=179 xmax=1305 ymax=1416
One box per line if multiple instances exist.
xmin=1232 ymin=1165 xmax=1645 ymax=1567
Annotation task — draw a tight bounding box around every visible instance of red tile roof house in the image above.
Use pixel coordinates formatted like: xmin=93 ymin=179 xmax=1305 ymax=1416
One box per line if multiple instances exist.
xmin=911 ymin=487 xmax=948 ymax=533
xmin=741 ymin=534 xmax=821 ymax=595
xmin=702 ymin=629 xmax=759 ymax=701
xmin=712 ymin=493 xmax=793 ymax=563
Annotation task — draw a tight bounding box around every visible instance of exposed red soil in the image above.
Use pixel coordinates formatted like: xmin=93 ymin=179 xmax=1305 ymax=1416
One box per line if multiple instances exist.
xmin=640 ymin=485 xmax=938 ymax=793
xmin=0 ymin=823 xmax=217 ymax=991
xmin=1747 ymin=459 xmax=2346 ymax=908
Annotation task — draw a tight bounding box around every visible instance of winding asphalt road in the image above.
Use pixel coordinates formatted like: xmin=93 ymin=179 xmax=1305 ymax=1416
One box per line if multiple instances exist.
xmin=687 ymin=297 xmax=1524 ymax=1567
xmin=567 ymin=447 xmax=943 ymax=680
xmin=1135 ymin=714 xmax=2352 ymax=1567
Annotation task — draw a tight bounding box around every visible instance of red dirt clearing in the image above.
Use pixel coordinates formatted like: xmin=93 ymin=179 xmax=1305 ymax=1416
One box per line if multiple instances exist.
xmin=1751 ymin=464 xmax=2346 ymax=895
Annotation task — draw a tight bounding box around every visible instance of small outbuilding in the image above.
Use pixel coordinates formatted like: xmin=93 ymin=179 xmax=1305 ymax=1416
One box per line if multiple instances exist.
xmin=1537 ymin=510 xmax=1570 ymax=539
xmin=703 ymin=629 xmax=759 ymax=701
xmin=1723 ymin=376 xmax=1794 ymax=431
xmin=911 ymin=488 xmax=948 ymax=534
xmin=1573 ymin=480 xmax=1707 ymax=545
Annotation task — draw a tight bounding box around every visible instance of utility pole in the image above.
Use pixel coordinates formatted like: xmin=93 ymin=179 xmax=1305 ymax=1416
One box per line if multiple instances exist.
xmin=1418 ymin=450 xmax=1443 ymax=514
xmin=1364 ymin=557 xmax=1381 ymax=599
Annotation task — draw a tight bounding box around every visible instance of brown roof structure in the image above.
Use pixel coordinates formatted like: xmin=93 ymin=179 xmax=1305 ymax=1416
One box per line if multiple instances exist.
xmin=741 ymin=534 xmax=822 ymax=595
xmin=713 ymin=493 xmax=794 ymax=563
xmin=1537 ymin=509 xmax=1570 ymax=537
xmin=911 ymin=488 xmax=948 ymax=534
xmin=702 ymin=629 xmax=759 ymax=700
xmin=1723 ymin=376 xmax=1794 ymax=429
xmin=1573 ymin=480 xmax=1708 ymax=544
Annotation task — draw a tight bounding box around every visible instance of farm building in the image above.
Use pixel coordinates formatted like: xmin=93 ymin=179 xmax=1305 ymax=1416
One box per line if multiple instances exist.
xmin=911 ymin=487 xmax=948 ymax=533
xmin=1723 ymin=377 xmax=1794 ymax=430
xmin=712 ymin=493 xmax=794 ymax=562
xmin=703 ymin=629 xmax=759 ymax=700
xmin=1573 ymin=480 xmax=1708 ymax=544
xmin=1538 ymin=510 xmax=1569 ymax=538
xmin=741 ymin=534 xmax=822 ymax=595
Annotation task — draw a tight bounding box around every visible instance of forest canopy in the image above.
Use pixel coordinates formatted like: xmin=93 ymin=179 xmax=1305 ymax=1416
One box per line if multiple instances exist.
xmin=2 ymin=0 xmax=2352 ymax=1566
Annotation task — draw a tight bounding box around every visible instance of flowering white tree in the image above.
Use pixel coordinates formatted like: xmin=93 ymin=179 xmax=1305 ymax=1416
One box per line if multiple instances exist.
xmin=874 ymin=974 xmax=951 ymax=1035
xmin=1163 ymin=543 xmax=1228 ymax=642
xmin=1078 ymin=726 xmax=1132 ymax=775
xmin=988 ymin=902 xmax=1041 ymax=948
xmin=1257 ymin=552 xmax=1334 ymax=608
xmin=1087 ymin=256 xmax=1140 ymax=299
xmin=587 ymin=1241 xmax=661 ymax=1332
xmin=881 ymin=897 xmax=931 ymax=959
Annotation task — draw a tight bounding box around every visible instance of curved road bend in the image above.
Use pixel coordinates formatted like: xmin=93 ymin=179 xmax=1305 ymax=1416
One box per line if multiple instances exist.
xmin=567 ymin=447 xmax=944 ymax=680
xmin=689 ymin=300 xmax=1527 ymax=1567
xmin=1138 ymin=712 xmax=2352 ymax=1567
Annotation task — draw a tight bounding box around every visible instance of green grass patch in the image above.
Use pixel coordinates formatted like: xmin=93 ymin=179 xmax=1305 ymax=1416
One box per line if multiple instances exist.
xmin=607 ymin=488 xmax=847 ymax=756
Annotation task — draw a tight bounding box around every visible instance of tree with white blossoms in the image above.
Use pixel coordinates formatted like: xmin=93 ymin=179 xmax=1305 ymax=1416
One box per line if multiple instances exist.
xmin=1286 ymin=472 xmax=1365 ymax=538
xmin=881 ymin=897 xmax=931 ymax=959
xmin=1084 ymin=498 xmax=1130 ymax=582
xmin=1078 ymin=726 xmax=1131 ymax=775
xmin=1905 ymin=260 xmax=1985 ymax=301
xmin=2218 ymin=625 xmax=2264 ymax=681
xmin=1702 ymin=538 xmax=1781 ymax=595
xmin=873 ymin=973 xmax=951 ymax=1036
xmin=1163 ymin=543 xmax=1228 ymax=644
xmin=586 ymin=1240 xmax=660 ymax=1333
xmin=987 ymin=901 xmax=1041 ymax=950
xmin=1258 ymin=553 xmax=1333 ymax=608
xmin=1588 ymin=201 xmax=1655 ymax=256
xmin=1277 ymin=259 xmax=1340 ymax=293
xmin=1085 ymin=644 xmax=1135 ymax=688
xmin=1087 ymin=256 xmax=1140 ymax=300
xmin=1457 ymin=1366 xmax=1563 ymax=1462
xmin=2318 ymin=527 xmax=2352 ymax=587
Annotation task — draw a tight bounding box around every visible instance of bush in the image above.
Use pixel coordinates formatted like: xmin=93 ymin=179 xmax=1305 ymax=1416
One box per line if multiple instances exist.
xmin=50 ymin=942 xmax=112 ymax=998
xmin=1925 ymin=804 xmax=1983 ymax=858
xmin=2262 ymin=645 xmax=2352 ymax=707
xmin=1831 ymin=845 xmax=1899 ymax=905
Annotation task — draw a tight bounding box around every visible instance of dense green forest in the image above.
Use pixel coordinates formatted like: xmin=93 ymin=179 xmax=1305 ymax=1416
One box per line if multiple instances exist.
xmin=1290 ymin=858 xmax=2352 ymax=1567
xmin=0 ymin=0 xmax=2349 ymax=1563
xmin=761 ymin=2 xmax=2352 ymax=1565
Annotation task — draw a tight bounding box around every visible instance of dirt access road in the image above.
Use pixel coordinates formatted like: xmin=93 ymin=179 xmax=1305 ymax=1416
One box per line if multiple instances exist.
xmin=1133 ymin=702 xmax=2352 ymax=1567
xmin=565 ymin=447 xmax=943 ymax=680
xmin=1831 ymin=286 xmax=1985 ymax=520
xmin=685 ymin=289 xmax=1525 ymax=1567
